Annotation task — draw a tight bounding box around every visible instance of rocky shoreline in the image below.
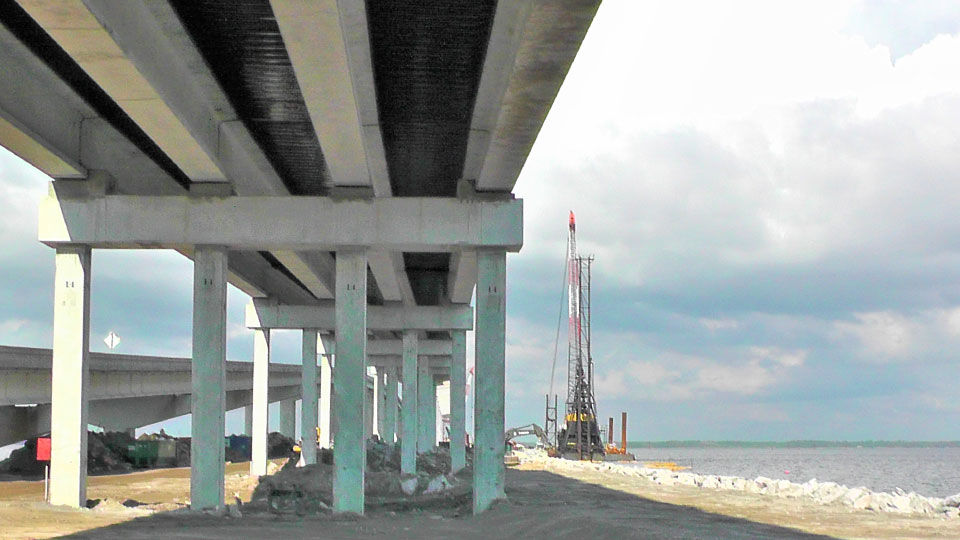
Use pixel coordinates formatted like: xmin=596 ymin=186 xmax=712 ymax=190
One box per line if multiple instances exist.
xmin=516 ymin=448 xmax=960 ymax=519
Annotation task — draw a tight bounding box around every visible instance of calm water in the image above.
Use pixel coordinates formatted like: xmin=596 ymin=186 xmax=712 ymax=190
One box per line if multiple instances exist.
xmin=627 ymin=446 xmax=960 ymax=498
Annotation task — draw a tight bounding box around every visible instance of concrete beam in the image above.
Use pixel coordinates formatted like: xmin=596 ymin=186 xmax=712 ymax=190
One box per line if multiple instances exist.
xmin=246 ymin=301 xmax=472 ymax=331
xmin=367 ymin=355 xmax=450 ymax=374
xmin=18 ymin=0 xmax=224 ymax=181
xmin=269 ymin=0 xmax=386 ymax=192
xmin=473 ymin=0 xmax=601 ymax=192
xmin=462 ymin=0 xmax=534 ymax=184
xmin=0 ymin=23 xmax=181 ymax=193
xmin=40 ymin=193 xmax=523 ymax=252
xmin=321 ymin=339 xmax=452 ymax=357
xmin=368 ymin=251 xmax=416 ymax=305
xmin=271 ymin=251 xmax=335 ymax=300
xmin=0 ymin=385 xmax=303 ymax=448
xmin=222 ymin=250 xmax=318 ymax=306
xmin=448 ymin=250 xmax=478 ymax=304
xmin=0 ymin=346 xmax=302 ymax=406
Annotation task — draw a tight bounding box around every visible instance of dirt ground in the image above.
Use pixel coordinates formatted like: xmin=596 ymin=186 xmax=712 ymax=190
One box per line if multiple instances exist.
xmin=0 ymin=459 xmax=957 ymax=539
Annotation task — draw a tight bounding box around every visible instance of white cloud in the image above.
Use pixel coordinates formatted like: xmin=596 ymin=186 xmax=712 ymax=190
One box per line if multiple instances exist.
xmin=833 ymin=311 xmax=917 ymax=359
xmin=593 ymin=346 xmax=806 ymax=402
xmin=516 ymin=0 xmax=960 ymax=295
xmin=700 ymin=318 xmax=740 ymax=332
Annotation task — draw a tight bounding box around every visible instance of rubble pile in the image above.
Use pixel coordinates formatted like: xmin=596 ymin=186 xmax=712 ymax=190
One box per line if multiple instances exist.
xmin=88 ymin=431 xmax=135 ymax=474
xmin=0 ymin=431 xmax=135 ymax=477
xmin=252 ymin=439 xmax=472 ymax=513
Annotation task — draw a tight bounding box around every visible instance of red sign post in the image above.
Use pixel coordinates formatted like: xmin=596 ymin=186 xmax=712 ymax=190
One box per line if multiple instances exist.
xmin=36 ymin=437 xmax=51 ymax=501
xmin=36 ymin=437 xmax=51 ymax=461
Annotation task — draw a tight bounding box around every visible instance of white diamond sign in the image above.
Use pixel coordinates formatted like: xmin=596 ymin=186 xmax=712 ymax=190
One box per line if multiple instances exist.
xmin=104 ymin=331 xmax=120 ymax=350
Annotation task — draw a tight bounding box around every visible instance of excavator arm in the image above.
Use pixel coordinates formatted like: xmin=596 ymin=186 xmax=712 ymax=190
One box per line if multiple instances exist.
xmin=504 ymin=423 xmax=549 ymax=448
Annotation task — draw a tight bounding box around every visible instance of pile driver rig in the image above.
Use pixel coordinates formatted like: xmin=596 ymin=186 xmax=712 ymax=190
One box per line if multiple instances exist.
xmin=554 ymin=212 xmax=605 ymax=460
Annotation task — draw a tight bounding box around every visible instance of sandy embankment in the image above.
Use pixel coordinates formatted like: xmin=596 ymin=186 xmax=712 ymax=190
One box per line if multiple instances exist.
xmin=516 ymin=448 xmax=960 ymax=539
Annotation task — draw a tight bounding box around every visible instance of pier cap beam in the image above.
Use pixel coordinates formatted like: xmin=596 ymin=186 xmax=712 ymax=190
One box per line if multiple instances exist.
xmin=39 ymin=192 xmax=523 ymax=253
xmin=245 ymin=300 xmax=472 ymax=332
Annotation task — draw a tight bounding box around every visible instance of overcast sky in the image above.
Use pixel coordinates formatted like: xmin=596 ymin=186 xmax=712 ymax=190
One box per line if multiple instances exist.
xmin=2 ymin=0 xmax=960 ymax=444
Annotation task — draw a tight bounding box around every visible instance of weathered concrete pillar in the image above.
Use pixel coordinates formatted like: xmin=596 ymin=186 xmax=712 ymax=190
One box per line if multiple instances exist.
xmin=300 ymin=329 xmax=319 ymax=465
xmin=375 ymin=370 xmax=386 ymax=438
xmin=319 ymin=335 xmax=333 ymax=449
xmin=417 ymin=355 xmax=433 ymax=453
xmin=450 ymin=330 xmax=467 ymax=473
xmin=474 ymin=249 xmax=506 ymax=514
xmin=400 ymin=331 xmax=418 ymax=475
xmin=250 ymin=328 xmax=270 ymax=477
xmin=278 ymin=399 xmax=296 ymax=439
xmin=189 ymin=246 xmax=228 ymax=510
xmin=332 ymin=249 xmax=367 ymax=514
xmin=243 ymin=405 xmax=252 ymax=436
xmin=49 ymin=245 xmax=91 ymax=508
xmin=383 ymin=367 xmax=398 ymax=443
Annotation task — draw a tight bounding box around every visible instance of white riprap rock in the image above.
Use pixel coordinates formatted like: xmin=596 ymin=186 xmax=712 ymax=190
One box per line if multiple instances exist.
xmin=701 ymin=475 xmax=721 ymax=489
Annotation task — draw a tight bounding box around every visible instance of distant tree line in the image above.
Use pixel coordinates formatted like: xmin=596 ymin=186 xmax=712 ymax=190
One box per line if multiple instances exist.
xmin=627 ymin=440 xmax=960 ymax=448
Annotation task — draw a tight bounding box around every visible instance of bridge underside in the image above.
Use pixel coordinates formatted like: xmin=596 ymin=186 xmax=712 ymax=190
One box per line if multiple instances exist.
xmin=0 ymin=0 xmax=599 ymax=513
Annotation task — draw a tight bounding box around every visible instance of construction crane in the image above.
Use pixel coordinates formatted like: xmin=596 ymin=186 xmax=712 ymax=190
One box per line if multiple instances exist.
xmin=555 ymin=212 xmax=605 ymax=460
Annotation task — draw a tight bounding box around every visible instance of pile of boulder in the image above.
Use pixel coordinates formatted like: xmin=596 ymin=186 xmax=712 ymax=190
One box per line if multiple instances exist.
xmin=517 ymin=448 xmax=960 ymax=519
xmin=0 ymin=430 xmax=298 ymax=478
xmin=0 ymin=431 xmax=136 ymax=477
xmin=252 ymin=438 xmax=471 ymax=514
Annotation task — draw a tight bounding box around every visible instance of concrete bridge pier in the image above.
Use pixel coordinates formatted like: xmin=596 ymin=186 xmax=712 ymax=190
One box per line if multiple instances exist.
xmin=278 ymin=399 xmax=296 ymax=440
xmin=374 ymin=369 xmax=385 ymax=439
xmin=332 ymin=250 xmax=368 ymax=514
xmin=474 ymin=249 xmax=507 ymax=514
xmin=400 ymin=331 xmax=418 ymax=475
xmin=49 ymin=245 xmax=91 ymax=508
xmin=319 ymin=336 xmax=333 ymax=449
xmin=243 ymin=405 xmax=253 ymax=436
xmin=416 ymin=355 xmax=435 ymax=453
xmin=301 ymin=329 xmax=319 ymax=465
xmin=383 ymin=366 xmax=399 ymax=443
xmin=250 ymin=328 xmax=270 ymax=477
xmin=189 ymin=246 xmax=228 ymax=511
xmin=450 ymin=330 xmax=467 ymax=473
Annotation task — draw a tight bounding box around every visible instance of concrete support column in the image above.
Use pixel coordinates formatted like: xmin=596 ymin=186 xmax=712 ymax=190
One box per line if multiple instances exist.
xmin=278 ymin=399 xmax=296 ymax=439
xmin=450 ymin=330 xmax=467 ymax=473
xmin=474 ymin=249 xmax=506 ymax=514
xmin=49 ymin=245 xmax=91 ymax=508
xmin=300 ymin=329 xmax=319 ymax=464
xmin=189 ymin=246 xmax=228 ymax=510
xmin=400 ymin=331 xmax=418 ymax=475
xmin=332 ymin=249 xmax=367 ymax=514
xmin=383 ymin=367 xmax=398 ymax=443
xmin=318 ymin=336 xmax=333 ymax=449
xmin=250 ymin=328 xmax=270 ymax=477
xmin=243 ymin=405 xmax=252 ymax=436
xmin=417 ymin=355 xmax=433 ymax=453
xmin=375 ymin=370 xmax=386 ymax=439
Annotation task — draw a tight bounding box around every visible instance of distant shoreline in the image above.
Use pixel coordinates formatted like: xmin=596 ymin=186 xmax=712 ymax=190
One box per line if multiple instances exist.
xmin=627 ymin=441 xmax=960 ymax=448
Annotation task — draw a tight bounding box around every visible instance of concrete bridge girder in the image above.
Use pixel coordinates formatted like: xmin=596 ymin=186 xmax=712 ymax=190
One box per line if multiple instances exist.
xmin=1 ymin=0 xmax=600 ymax=516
